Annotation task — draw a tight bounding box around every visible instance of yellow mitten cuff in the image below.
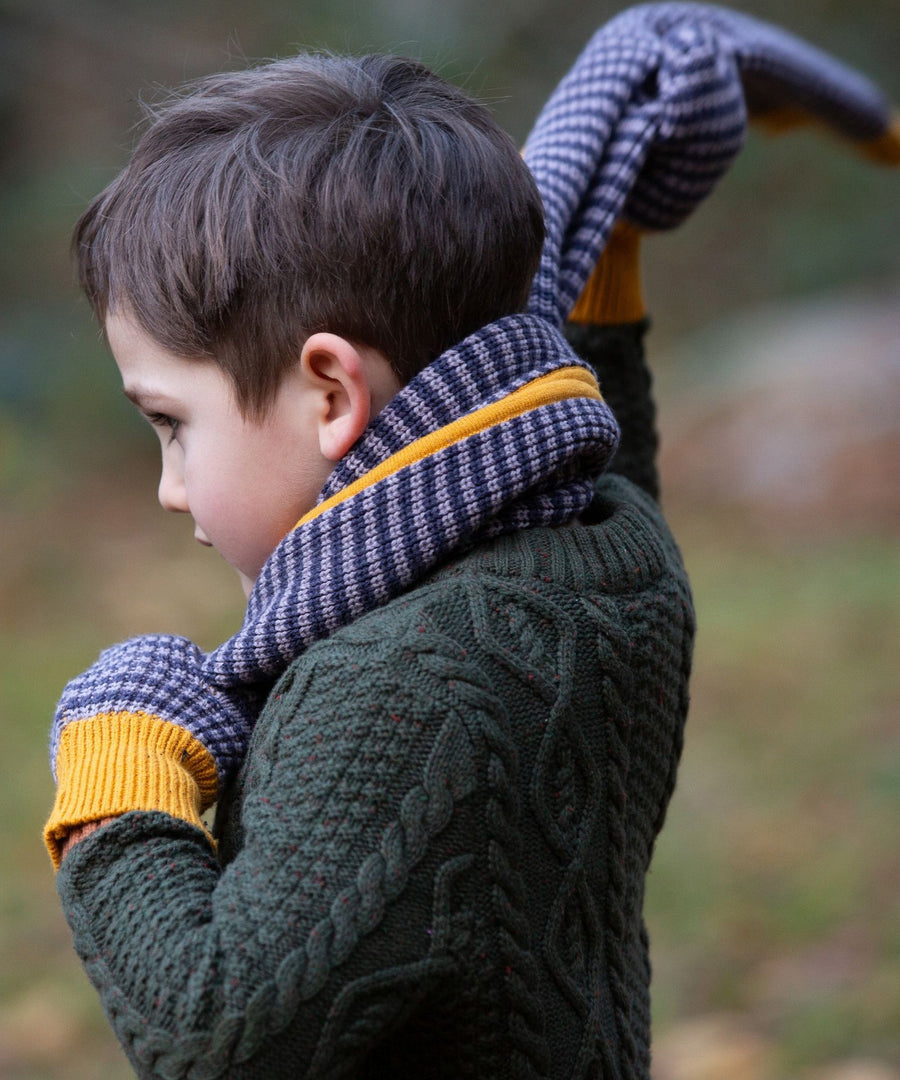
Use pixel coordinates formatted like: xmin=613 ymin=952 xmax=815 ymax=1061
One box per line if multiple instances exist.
xmin=859 ymin=111 xmax=900 ymax=165
xmin=751 ymin=105 xmax=900 ymax=166
xmin=568 ymin=220 xmax=646 ymax=326
xmin=44 ymin=712 xmax=219 ymax=870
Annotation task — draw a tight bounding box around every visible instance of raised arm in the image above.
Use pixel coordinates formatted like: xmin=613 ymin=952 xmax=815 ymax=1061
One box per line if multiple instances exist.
xmin=564 ymin=222 xmax=659 ymax=500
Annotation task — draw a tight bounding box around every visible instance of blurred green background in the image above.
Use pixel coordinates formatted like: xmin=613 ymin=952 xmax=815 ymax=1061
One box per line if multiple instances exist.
xmin=1 ymin=1 xmax=898 ymax=1077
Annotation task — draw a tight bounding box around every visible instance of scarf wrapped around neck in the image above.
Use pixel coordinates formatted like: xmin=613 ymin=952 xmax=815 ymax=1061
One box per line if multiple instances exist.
xmin=201 ymin=1 xmax=895 ymax=692
xmin=205 ymin=317 xmax=618 ymax=685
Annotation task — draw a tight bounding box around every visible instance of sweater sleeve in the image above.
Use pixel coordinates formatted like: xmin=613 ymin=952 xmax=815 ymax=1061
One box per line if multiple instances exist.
xmin=563 ymin=220 xmax=660 ymax=500
xmin=564 ymin=319 xmax=660 ymax=500
xmin=54 ymin=503 xmax=693 ymax=1079
xmin=53 ymin=604 xmax=518 ymax=1079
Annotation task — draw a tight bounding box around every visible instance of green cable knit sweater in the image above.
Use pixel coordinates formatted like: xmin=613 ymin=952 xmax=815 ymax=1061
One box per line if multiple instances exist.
xmin=56 ymin=322 xmax=694 ymax=1079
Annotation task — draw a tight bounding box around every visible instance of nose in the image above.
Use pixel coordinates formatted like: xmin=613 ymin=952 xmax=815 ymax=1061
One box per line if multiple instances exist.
xmin=157 ymin=453 xmax=189 ymax=514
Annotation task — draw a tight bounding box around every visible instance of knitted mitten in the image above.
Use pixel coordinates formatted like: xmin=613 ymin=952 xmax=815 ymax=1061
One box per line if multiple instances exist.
xmin=44 ymin=635 xmax=256 ymax=868
xmin=524 ymin=2 xmax=899 ymax=330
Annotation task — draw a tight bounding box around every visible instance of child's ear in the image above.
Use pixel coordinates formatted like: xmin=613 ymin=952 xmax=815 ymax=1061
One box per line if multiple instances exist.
xmin=300 ymin=333 xmax=374 ymax=461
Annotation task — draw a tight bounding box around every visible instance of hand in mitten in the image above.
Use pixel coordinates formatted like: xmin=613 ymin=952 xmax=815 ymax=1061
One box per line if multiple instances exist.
xmin=44 ymin=635 xmax=255 ymax=868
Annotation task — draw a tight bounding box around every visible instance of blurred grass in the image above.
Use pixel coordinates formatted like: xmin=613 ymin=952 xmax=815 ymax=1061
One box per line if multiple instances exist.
xmin=0 ymin=451 xmax=243 ymax=1078
xmin=646 ymin=512 xmax=900 ymax=1075
xmin=1 ymin=0 xmax=898 ymax=1074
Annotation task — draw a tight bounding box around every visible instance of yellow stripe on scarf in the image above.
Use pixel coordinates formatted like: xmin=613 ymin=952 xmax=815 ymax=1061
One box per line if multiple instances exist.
xmin=296 ymin=365 xmax=604 ymax=530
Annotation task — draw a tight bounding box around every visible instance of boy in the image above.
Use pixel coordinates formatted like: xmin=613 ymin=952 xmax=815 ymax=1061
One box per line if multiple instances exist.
xmin=45 ymin=8 xmax=897 ymax=1079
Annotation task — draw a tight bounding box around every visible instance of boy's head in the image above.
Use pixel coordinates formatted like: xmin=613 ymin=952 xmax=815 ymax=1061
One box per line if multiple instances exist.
xmin=74 ymin=51 xmax=545 ymax=419
xmin=79 ymin=52 xmax=545 ymax=594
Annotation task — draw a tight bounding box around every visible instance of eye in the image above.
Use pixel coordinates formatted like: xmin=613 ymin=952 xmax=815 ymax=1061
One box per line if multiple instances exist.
xmin=145 ymin=411 xmax=181 ymax=445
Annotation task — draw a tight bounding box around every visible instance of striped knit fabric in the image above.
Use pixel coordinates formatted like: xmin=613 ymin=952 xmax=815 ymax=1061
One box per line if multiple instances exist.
xmin=50 ymin=2 xmax=896 ymax=787
xmin=49 ymin=316 xmax=620 ymax=775
xmin=524 ymin=1 xmax=893 ymax=326
xmin=50 ymin=637 xmax=256 ymax=783
xmin=209 ymin=0 xmax=893 ymax=689
xmin=203 ymin=316 xmax=618 ymax=687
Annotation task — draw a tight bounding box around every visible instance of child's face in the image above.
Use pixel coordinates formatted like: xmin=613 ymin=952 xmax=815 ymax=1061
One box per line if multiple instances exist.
xmin=106 ymin=312 xmax=336 ymax=596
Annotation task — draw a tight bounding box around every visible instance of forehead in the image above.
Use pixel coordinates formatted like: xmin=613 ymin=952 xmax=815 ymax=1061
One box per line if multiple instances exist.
xmin=106 ymin=310 xmax=185 ymax=373
xmin=105 ymin=311 xmax=232 ymax=408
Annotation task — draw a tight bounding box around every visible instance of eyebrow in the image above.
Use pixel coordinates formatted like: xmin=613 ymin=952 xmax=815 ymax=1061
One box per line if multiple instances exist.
xmin=122 ymin=386 xmax=177 ymax=411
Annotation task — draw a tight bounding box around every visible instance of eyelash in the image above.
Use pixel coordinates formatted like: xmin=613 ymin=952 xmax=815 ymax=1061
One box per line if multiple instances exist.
xmin=146 ymin=412 xmax=181 ymax=444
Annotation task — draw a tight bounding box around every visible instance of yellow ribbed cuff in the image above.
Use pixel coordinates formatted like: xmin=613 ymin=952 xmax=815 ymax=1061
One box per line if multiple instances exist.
xmin=859 ymin=111 xmax=900 ymax=166
xmin=750 ymin=102 xmax=821 ymax=136
xmin=751 ymin=104 xmax=900 ymax=167
xmin=44 ymin=712 xmax=219 ymax=870
xmin=568 ymin=220 xmax=645 ymax=326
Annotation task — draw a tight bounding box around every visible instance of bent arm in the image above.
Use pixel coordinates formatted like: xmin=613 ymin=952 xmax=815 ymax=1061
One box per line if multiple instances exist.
xmin=54 ymin=620 xmax=495 ymax=1078
xmin=565 ymin=318 xmax=658 ymax=500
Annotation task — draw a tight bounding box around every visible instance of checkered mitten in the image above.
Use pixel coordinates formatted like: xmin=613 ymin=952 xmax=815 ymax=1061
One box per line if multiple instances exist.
xmin=44 ymin=635 xmax=255 ymax=868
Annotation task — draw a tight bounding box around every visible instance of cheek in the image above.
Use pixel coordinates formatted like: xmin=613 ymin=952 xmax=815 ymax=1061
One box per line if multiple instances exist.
xmin=181 ymin=421 xmax=329 ymax=581
xmin=187 ymin=468 xmax=298 ymax=578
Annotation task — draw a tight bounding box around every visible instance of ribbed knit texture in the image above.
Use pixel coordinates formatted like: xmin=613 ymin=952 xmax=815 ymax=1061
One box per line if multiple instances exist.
xmin=569 ymin=223 xmax=647 ymax=327
xmin=46 ymin=637 xmax=259 ymax=862
xmin=47 ymin=324 xmax=621 ymax=800
xmin=204 ymin=321 xmax=620 ymax=687
xmin=46 ymin=714 xmax=218 ymax=868
xmin=48 ymin=0 xmax=896 ymax=792
xmin=523 ymin=1 xmax=894 ymax=327
xmin=565 ymin=320 xmax=660 ymax=501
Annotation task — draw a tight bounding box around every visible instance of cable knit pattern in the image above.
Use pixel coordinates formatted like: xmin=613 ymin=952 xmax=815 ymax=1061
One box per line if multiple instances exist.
xmin=204 ymin=317 xmax=619 ymax=687
xmin=59 ymin=457 xmax=695 ymax=1079
xmin=47 ymin=317 xmax=620 ymax=795
xmin=48 ymin=0 xmax=894 ymax=785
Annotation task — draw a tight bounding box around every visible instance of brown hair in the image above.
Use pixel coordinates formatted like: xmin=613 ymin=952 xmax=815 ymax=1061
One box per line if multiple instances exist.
xmin=74 ymin=52 xmax=545 ymax=417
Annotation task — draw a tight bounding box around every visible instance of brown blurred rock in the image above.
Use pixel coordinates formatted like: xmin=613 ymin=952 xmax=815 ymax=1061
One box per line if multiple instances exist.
xmin=805 ymin=1063 xmax=900 ymax=1080
xmin=657 ymin=291 xmax=900 ymax=535
xmin=653 ymin=1014 xmax=777 ymax=1080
